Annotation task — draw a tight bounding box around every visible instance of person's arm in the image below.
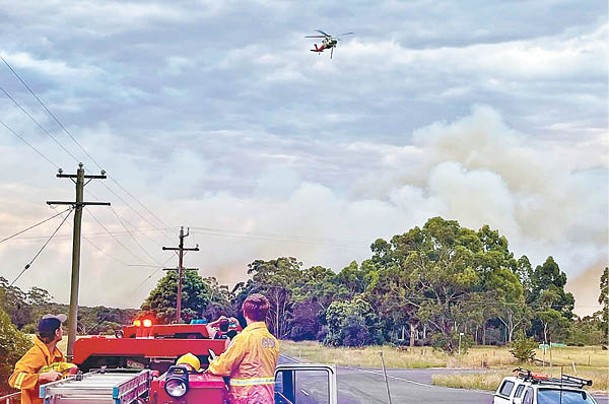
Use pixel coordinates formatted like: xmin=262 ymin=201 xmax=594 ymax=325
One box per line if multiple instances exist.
xmin=207 ymin=335 xmax=247 ymax=376
xmin=8 ymin=350 xmax=61 ymax=391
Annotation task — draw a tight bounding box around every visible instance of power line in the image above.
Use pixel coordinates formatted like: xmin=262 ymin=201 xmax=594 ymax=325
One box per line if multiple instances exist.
xmin=98 ymin=181 xmax=172 ymax=240
xmin=10 ymin=208 xmax=73 ymax=286
xmin=3 ymin=227 xmax=168 ymax=242
xmin=1 ymin=56 xmax=170 ymax=245
xmin=108 ymin=177 xmax=168 ymax=229
xmin=85 ymin=209 xmax=151 ymax=265
xmin=0 ymin=207 xmax=71 ymax=245
xmin=0 ymin=86 xmax=80 ymax=163
xmin=0 ymin=121 xmax=60 ymax=169
xmin=109 ymin=206 xmax=163 ymax=266
xmin=50 ymin=206 xmax=135 ymax=268
xmin=1 ymin=56 xmax=103 ymax=169
xmin=86 ymin=254 xmax=175 ymax=334
xmin=189 ymin=226 xmax=367 ymax=249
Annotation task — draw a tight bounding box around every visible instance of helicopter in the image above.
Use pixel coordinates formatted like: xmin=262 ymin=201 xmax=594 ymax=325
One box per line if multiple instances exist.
xmin=305 ymin=30 xmax=354 ymax=59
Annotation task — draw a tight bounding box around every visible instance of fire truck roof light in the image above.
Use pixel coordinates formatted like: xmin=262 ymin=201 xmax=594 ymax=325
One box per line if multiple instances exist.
xmin=143 ymin=319 xmax=153 ymax=327
xmin=133 ymin=320 xmax=141 ymax=327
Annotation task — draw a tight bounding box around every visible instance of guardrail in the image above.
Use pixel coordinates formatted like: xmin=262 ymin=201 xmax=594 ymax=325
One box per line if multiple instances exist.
xmin=0 ymin=392 xmax=20 ymax=404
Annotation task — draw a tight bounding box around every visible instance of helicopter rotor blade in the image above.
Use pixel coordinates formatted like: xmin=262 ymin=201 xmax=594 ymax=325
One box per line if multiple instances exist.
xmin=305 ymin=35 xmax=326 ymax=38
xmin=316 ymin=29 xmax=331 ymax=37
xmin=337 ymin=32 xmax=355 ymax=36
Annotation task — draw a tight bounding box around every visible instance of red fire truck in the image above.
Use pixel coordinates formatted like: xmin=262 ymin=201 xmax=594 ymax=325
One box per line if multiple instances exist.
xmin=35 ymin=318 xmax=338 ymax=403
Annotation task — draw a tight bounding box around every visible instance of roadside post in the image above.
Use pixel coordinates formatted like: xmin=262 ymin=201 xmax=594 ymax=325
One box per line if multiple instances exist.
xmin=379 ymin=350 xmax=393 ymax=404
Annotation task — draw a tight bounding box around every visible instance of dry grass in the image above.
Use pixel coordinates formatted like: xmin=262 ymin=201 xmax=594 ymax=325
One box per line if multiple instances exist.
xmin=281 ymin=341 xmax=448 ymax=368
xmin=432 ymin=371 xmax=506 ymax=391
xmin=281 ymin=341 xmax=609 ymax=392
xmin=432 ymin=367 xmax=609 ymax=392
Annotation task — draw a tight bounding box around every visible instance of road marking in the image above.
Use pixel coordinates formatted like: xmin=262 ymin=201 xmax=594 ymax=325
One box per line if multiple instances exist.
xmin=300 ymin=389 xmax=309 ymax=396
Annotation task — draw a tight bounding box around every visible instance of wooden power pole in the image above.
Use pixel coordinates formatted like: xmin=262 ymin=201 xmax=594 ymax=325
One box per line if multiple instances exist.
xmin=47 ymin=162 xmax=110 ymax=361
xmin=162 ymin=226 xmax=199 ymax=323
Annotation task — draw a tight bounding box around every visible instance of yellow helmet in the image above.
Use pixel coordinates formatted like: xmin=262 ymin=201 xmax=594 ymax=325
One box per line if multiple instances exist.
xmin=176 ymin=353 xmax=201 ymax=372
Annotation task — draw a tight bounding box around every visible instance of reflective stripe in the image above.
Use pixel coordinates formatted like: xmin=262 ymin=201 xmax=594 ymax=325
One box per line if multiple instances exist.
xmin=40 ymin=365 xmax=52 ymax=373
xmin=14 ymin=372 xmax=26 ymax=389
xmin=229 ymin=377 xmax=275 ymax=386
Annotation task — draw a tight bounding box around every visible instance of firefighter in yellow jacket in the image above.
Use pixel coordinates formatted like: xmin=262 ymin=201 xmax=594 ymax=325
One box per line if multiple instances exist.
xmin=207 ymin=294 xmax=279 ymax=403
xmin=8 ymin=314 xmax=76 ymax=404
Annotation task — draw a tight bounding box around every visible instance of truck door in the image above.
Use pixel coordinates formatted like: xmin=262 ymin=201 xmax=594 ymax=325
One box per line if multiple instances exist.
xmin=274 ymin=363 xmax=337 ymax=404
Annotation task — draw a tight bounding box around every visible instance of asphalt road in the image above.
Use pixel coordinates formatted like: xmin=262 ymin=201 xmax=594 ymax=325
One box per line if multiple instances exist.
xmin=279 ymin=355 xmax=609 ymax=404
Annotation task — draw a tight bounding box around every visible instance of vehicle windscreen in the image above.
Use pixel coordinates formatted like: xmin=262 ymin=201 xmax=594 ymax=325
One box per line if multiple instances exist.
xmin=537 ymin=389 xmax=596 ymax=404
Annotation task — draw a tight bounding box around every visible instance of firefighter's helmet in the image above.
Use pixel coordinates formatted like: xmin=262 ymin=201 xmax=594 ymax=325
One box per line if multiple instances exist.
xmin=176 ymin=352 xmax=201 ymax=372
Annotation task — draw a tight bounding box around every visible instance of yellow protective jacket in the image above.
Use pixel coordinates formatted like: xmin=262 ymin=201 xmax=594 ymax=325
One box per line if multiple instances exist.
xmin=207 ymin=321 xmax=279 ymax=403
xmin=8 ymin=337 xmax=66 ymax=404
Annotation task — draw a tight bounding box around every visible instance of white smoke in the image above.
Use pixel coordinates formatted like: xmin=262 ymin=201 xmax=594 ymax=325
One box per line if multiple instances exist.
xmin=1 ymin=106 xmax=606 ymax=316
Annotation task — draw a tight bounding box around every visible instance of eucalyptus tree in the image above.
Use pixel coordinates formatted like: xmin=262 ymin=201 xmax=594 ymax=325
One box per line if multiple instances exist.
xmin=246 ymin=257 xmax=303 ymax=338
xmin=528 ymin=256 xmax=574 ymax=342
xmin=600 ymin=266 xmax=608 ymax=336
xmin=290 ymin=265 xmax=338 ymax=340
xmin=365 ymin=217 xmax=525 ymax=350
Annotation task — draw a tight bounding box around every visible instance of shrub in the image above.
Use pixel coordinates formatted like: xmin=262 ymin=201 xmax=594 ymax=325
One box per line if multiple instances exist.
xmin=0 ymin=306 xmax=32 ymax=394
xmin=509 ymin=330 xmax=537 ymax=363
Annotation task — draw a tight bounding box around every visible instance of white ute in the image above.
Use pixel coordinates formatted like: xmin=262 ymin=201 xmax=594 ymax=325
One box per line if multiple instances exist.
xmin=493 ymin=368 xmax=597 ymax=404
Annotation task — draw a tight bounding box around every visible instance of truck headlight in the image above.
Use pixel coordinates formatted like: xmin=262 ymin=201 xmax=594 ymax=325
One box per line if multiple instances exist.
xmin=164 ymin=366 xmax=190 ymax=397
xmin=164 ymin=378 xmax=189 ymax=397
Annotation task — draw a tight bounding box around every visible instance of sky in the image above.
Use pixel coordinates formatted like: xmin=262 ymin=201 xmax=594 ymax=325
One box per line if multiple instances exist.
xmin=0 ymin=0 xmax=607 ymax=317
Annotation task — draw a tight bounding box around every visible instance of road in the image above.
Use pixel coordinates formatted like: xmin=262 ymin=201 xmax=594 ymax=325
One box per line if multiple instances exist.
xmin=279 ymin=355 xmax=609 ymax=404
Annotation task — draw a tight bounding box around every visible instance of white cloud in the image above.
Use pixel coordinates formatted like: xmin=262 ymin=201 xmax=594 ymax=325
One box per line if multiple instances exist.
xmin=0 ymin=0 xmax=605 ymax=317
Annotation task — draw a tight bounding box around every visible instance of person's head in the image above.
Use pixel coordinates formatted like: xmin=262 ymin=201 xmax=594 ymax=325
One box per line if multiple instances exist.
xmin=242 ymin=293 xmax=270 ymax=322
xmin=176 ymin=352 xmax=201 ymax=372
xmin=37 ymin=314 xmax=67 ymax=344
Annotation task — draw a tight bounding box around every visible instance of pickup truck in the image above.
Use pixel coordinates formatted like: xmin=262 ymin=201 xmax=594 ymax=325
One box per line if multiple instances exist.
xmin=493 ymin=368 xmax=597 ymax=404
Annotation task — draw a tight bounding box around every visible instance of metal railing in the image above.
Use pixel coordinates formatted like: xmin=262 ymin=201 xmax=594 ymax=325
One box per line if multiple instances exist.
xmin=0 ymin=392 xmax=20 ymax=404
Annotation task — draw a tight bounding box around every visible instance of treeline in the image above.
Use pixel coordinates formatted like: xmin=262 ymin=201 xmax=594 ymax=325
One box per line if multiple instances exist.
xmin=141 ymin=217 xmax=608 ymax=351
xmin=0 ymin=277 xmax=138 ymax=335
xmin=1 ymin=217 xmax=607 ymax=352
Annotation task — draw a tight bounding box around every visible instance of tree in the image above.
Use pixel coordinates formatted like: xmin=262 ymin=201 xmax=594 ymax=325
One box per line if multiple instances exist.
xmin=288 ymin=266 xmax=339 ymax=341
xmin=364 ymin=217 xmax=527 ymax=350
xmin=200 ymin=277 xmax=233 ymax=321
xmin=324 ymin=298 xmax=382 ymax=347
xmin=370 ymin=218 xmax=484 ymax=347
xmin=334 ymin=261 xmax=368 ymax=299
xmin=566 ymin=315 xmax=605 ymax=346
xmin=0 ymin=305 xmax=32 ymax=394
xmin=529 ymin=257 xmax=574 ymax=342
xmin=0 ymin=277 xmax=32 ymax=329
xmin=289 ymin=299 xmax=322 ymax=341
xmin=599 ymin=267 xmax=608 ymax=334
xmin=140 ymin=271 xmax=212 ymax=324
xmin=491 ymin=267 xmax=529 ymax=343
xmin=247 ymin=257 xmax=303 ymax=338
